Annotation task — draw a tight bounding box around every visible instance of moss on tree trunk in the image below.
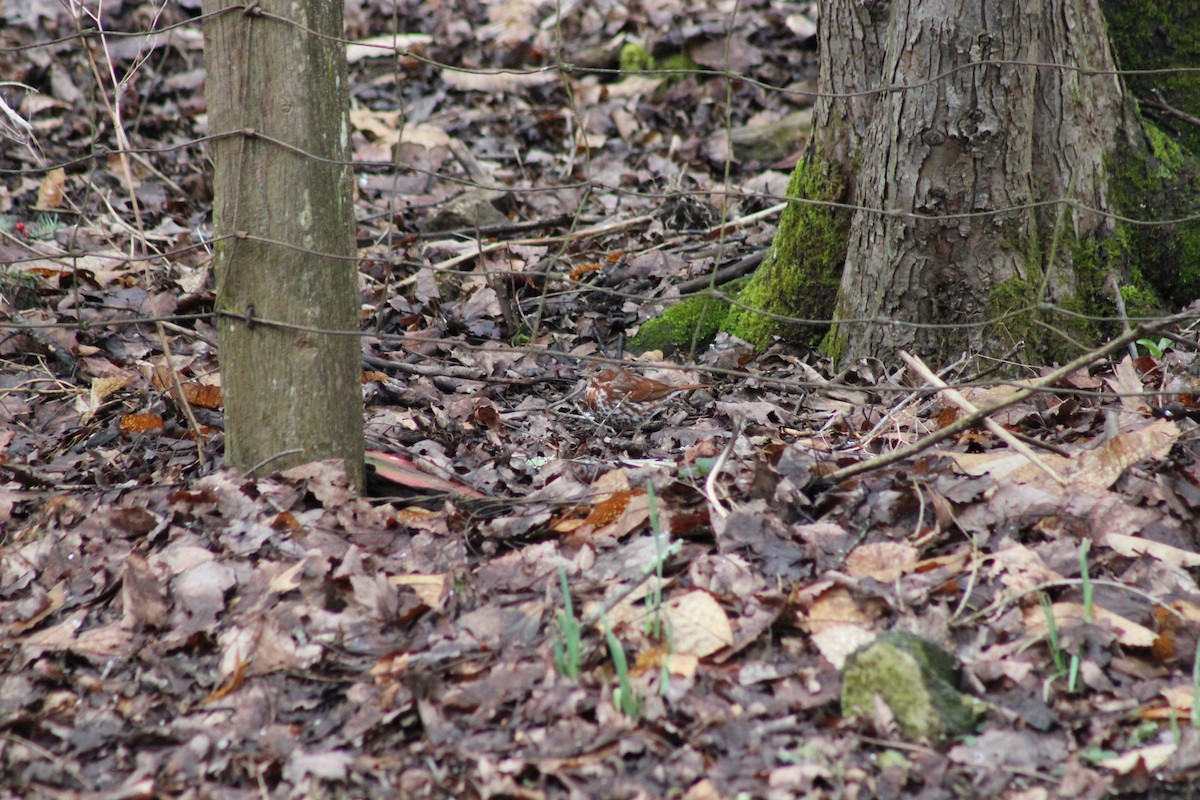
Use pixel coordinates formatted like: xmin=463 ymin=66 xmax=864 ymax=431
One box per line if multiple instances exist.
xmin=1102 ymin=0 xmax=1200 ymax=155
xmin=721 ymin=0 xmax=1200 ymax=367
xmin=721 ymin=158 xmax=851 ymax=351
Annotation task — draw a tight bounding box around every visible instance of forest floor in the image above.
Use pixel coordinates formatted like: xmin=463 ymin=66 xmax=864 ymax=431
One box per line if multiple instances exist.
xmin=4 ymin=0 xmax=1200 ymax=798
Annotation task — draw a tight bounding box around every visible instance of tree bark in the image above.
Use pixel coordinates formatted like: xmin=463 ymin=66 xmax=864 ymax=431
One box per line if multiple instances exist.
xmin=203 ymin=0 xmax=364 ymax=487
xmin=820 ymin=0 xmax=1143 ymax=363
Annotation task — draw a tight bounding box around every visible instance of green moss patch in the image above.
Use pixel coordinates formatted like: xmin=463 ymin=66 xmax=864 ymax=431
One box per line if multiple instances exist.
xmin=722 ymin=158 xmax=850 ymax=350
xmin=618 ymin=42 xmax=699 ymax=87
xmin=1106 ymin=122 xmax=1200 ymax=307
xmin=628 ymin=277 xmax=749 ymax=353
xmin=1103 ymin=0 xmax=1200 ymax=155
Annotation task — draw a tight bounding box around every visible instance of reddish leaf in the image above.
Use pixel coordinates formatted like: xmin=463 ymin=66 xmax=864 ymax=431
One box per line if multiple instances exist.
xmin=365 ymin=450 xmax=487 ymax=498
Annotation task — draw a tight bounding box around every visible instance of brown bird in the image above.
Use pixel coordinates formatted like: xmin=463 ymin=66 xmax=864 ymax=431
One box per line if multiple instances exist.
xmin=583 ymin=367 xmax=708 ymax=429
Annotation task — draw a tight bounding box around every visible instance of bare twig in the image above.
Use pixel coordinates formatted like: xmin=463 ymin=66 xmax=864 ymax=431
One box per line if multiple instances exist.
xmin=703 ymin=418 xmax=745 ymax=518
xmin=1142 ymin=89 xmax=1200 ymax=132
xmin=673 ymin=249 xmax=766 ymax=296
xmin=1107 ymin=274 xmax=1138 ymax=360
xmin=703 ymin=201 xmax=787 ymax=237
xmin=417 ymin=213 xmax=657 ymax=276
xmin=154 ymin=322 xmax=207 ymax=468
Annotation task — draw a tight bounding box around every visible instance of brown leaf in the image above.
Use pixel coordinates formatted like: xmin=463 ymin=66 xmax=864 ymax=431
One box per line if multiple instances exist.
xmin=1070 ymin=418 xmax=1180 ymax=492
xmin=6 ymin=581 xmax=66 ymax=635
xmin=1106 ymin=356 xmax=1149 ymax=413
xmin=844 ymin=542 xmax=919 ymax=583
xmin=1023 ymin=602 xmax=1156 ymax=648
xmin=365 ymin=450 xmax=488 ymax=498
xmin=36 ymin=167 xmax=66 ymax=208
xmin=121 ymin=554 xmax=168 ymax=630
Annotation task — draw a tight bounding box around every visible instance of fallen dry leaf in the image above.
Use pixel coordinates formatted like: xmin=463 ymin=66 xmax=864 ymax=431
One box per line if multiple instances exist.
xmin=1103 ymin=532 xmax=1200 ymax=568
xmin=661 ymin=590 xmax=734 ymax=658
xmin=1023 ymin=601 xmax=1157 ymax=648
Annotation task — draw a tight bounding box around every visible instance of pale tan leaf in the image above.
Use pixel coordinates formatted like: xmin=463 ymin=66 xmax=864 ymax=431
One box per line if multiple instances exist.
xmin=1104 ymin=532 xmax=1200 ymax=568
xmin=1022 ymin=602 xmax=1157 ymax=648
xmin=6 ymin=582 xmax=66 ymax=635
xmin=36 ymin=167 xmax=66 ymax=208
xmin=663 ymin=591 xmax=733 ymax=657
xmin=845 ymin=542 xmax=919 ymax=582
xmin=1070 ymin=418 xmax=1180 ymax=493
xmin=803 ymin=585 xmax=875 ymax=634
xmin=72 ymin=622 xmax=134 ymax=661
xmin=1096 ymin=742 xmax=1175 ymax=774
xmin=269 ymin=560 xmax=307 ymax=594
xmin=20 ymin=609 xmax=87 ymax=654
xmin=913 ymin=548 xmax=971 ymax=573
xmin=810 ymin=625 xmax=877 ymax=670
xmin=349 ymin=108 xmax=399 ymax=139
xmin=989 ymin=544 xmax=1065 ymax=596
xmin=682 ymin=778 xmax=722 ymax=800
xmin=400 ymin=124 xmax=451 ymax=149
xmin=1159 ymin=684 xmax=1194 ymax=714
xmin=345 ymin=33 xmax=433 ymax=63
xmin=1106 ymin=356 xmax=1148 ymax=413
xmin=349 ymin=109 xmax=450 ymax=150
xmin=935 ymin=449 xmax=1070 ymax=487
xmin=665 ymin=652 xmax=699 ymax=677
xmin=76 ymin=375 xmax=135 ymax=422
xmin=480 ymin=0 xmax=538 ymax=45
xmin=440 ymin=68 xmax=556 ymax=93
xmin=391 ymin=573 xmax=449 ymax=606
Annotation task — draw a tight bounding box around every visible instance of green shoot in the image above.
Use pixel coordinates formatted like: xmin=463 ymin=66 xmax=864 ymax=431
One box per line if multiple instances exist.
xmin=1067 ymin=539 xmax=1093 ymax=693
xmin=645 ymin=480 xmax=677 ymax=697
xmin=553 ymin=565 xmax=582 ymax=678
xmin=645 ymin=480 xmax=666 ymax=640
xmin=1136 ymin=337 xmax=1172 ymax=359
xmin=1192 ymin=637 xmax=1200 ymax=728
xmin=1040 ymin=592 xmax=1067 ymax=677
xmin=603 ymin=616 xmax=641 ymax=719
xmin=1039 ymin=592 xmax=1072 ymax=701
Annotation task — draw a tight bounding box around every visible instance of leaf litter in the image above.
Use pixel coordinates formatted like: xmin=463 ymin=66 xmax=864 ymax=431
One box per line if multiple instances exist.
xmin=2 ymin=0 xmax=1200 ymax=797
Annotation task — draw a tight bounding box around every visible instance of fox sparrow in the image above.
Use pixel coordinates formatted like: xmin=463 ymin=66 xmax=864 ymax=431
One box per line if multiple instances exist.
xmin=583 ymin=367 xmax=708 ymax=428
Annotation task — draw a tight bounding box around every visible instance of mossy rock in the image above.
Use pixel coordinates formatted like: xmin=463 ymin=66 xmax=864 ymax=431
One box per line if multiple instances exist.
xmin=841 ymin=630 xmax=985 ymax=742
xmin=617 ymin=42 xmax=699 ymax=87
xmin=619 ymin=42 xmax=654 ymax=73
xmin=728 ymin=109 xmax=814 ymax=164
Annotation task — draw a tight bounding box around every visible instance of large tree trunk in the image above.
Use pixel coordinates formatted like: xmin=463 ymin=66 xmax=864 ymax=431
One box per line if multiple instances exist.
xmin=204 ymin=0 xmax=364 ymax=487
xmin=821 ymin=0 xmax=1143 ymax=363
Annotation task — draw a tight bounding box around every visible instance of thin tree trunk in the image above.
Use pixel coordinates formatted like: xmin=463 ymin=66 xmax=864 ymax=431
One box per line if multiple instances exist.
xmin=203 ymin=0 xmax=364 ymax=487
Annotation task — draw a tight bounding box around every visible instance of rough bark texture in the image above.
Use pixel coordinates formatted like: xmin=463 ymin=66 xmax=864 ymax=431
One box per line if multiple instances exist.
xmin=203 ymin=0 xmax=364 ymax=487
xmin=811 ymin=0 xmax=889 ymax=190
xmin=820 ymin=0 xmax=1142 ymax=363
